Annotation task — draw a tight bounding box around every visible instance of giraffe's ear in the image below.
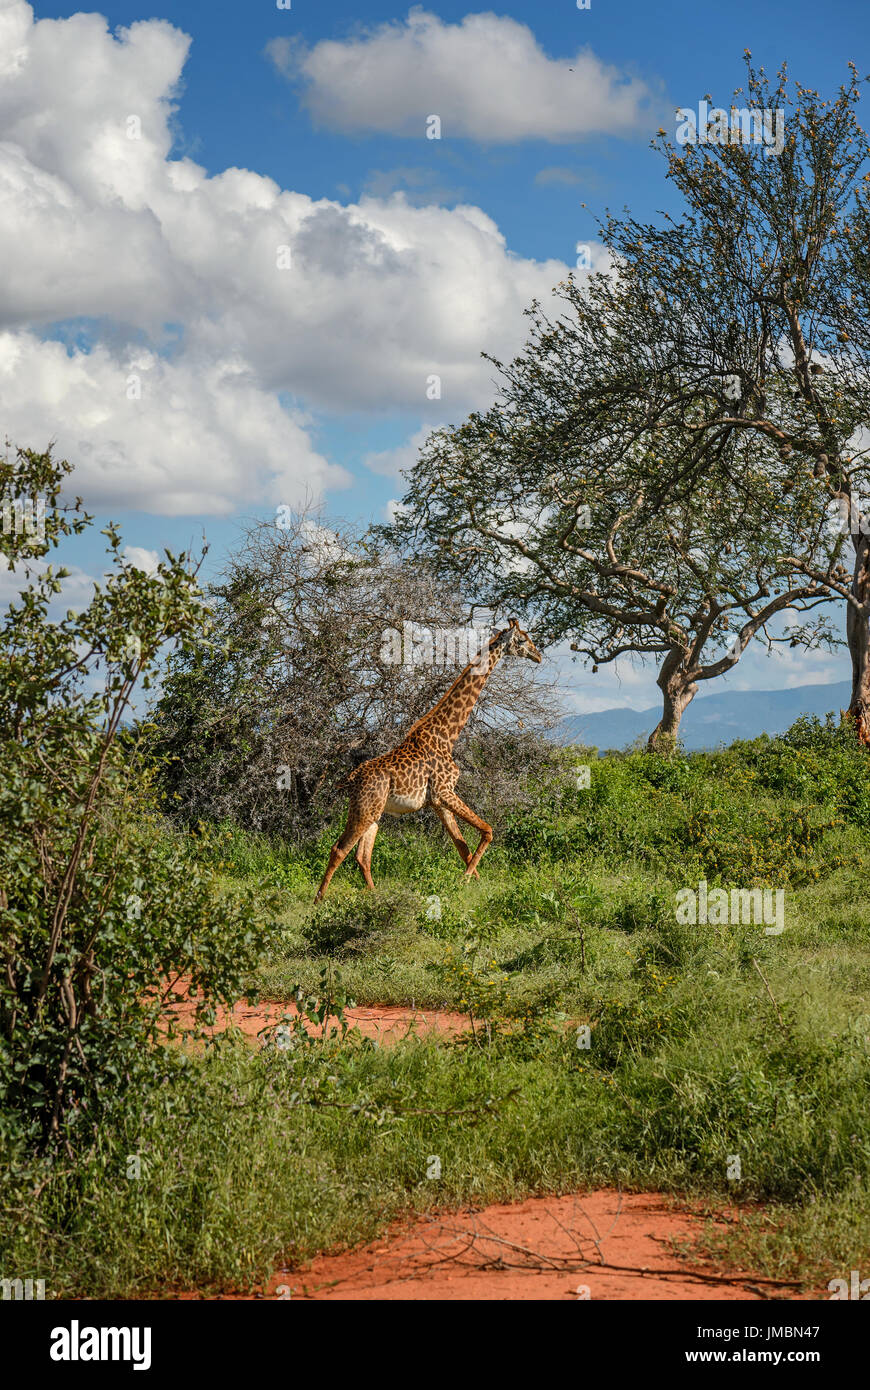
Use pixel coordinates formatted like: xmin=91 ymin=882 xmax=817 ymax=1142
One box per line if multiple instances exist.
xmin=509 ymin=617 xmax=519 ymax=628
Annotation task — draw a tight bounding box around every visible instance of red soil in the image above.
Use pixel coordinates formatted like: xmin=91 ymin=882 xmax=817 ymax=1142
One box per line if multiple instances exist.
xmin=179 ymin=1191 xmax=797 ymax=1301
xmin=162 ymin=991 xmax=798 ymax=1301
xmin=160 ymin=984 xmax=468 ymax=1046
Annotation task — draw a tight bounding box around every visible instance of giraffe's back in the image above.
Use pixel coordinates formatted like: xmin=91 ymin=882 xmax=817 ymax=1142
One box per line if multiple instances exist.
xmin=343 ymin=732 xmax=455 ymax=819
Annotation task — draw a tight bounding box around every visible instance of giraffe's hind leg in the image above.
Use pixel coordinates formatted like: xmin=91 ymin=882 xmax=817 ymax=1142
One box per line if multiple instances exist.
xmin=314 ymin=777 xmax=385 ymax=902
xmin=314 ymin=818 xmax=369 ymax=902
xmin=354 ymin=821 xmax=379 ymax=890
xmin=432 ymin=805 xmax=479 ymax=879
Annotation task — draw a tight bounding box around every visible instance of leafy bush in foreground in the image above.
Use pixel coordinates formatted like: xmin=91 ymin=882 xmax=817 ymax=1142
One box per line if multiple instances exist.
xmin=0 ymin=447 xmax=279 ymax=1155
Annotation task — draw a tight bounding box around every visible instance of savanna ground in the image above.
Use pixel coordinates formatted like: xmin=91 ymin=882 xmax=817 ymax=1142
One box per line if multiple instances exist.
xmin=4 ymin=717 xmax=869 ymax=1299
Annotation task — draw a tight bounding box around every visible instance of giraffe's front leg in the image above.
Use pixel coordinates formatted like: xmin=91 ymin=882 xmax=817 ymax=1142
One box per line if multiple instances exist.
xmin=432 ymin=804 xmax=480 ymax=878
xmin=432 ymin=789 xmax=493 ymax=879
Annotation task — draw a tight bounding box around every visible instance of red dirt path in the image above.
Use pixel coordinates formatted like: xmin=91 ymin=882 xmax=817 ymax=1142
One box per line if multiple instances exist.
xmin=282 ymin=1193 xmax=778 ymax=1301
xmin=164 ymin=992 xmax=796 ymax=1301
xmin=178 ymin=1191 xmax=793 ymax=1301
xmin=161 ymin=986 xmax=468 ymax=1045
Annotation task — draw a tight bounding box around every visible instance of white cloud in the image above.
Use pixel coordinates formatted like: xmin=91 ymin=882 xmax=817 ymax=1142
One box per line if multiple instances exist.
xmin=123 ymin=545 xmax=161 ymax=573
xmin=172 ymin=191 xmax=575 ymax=413
xmin=384 ymin=498 xmax=407 ymax=524
xmin=267 ymin=8 xmax=660 ymax=143
xmin=0 ymin=333 xmax=346 ymax=515
xmin=0 ymin=2 xmax=597 ymax=515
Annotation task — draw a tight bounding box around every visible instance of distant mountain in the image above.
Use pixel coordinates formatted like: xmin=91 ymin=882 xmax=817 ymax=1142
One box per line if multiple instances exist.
xmin=553 ymin=681 xmax=852 ymax=752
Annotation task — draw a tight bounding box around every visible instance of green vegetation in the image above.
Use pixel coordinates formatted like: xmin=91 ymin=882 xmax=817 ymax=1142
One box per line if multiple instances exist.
xmin=6 ymin=51 xmax=870 ymax=1306
xmin=3 ymin=714 xmax=868 ymax=1297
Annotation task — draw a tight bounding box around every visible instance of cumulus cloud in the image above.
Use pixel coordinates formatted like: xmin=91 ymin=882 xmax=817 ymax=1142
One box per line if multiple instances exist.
xmin=266 ymin=9 xmax=660 ymax=143
xmin=123 ymin=546 xmax=161 ymax=572
xmin=0 ymin=333 xmax=345 ymax=515
xmin=0 ymin=2 xmax=599 ymax=515
xmin=181 ymin=192 xmax=574 ymax=412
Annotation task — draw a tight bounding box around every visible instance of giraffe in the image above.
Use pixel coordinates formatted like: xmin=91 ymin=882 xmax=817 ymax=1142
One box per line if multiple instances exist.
xmin=314 ymin=618 xmax=543 ymax=902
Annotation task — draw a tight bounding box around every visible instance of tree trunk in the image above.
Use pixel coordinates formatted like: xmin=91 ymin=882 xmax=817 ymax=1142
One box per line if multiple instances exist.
xmin=846 ymin=533 xmax=870 ymax=747
xmin=648 ymin=652 xmax=698 ymax=754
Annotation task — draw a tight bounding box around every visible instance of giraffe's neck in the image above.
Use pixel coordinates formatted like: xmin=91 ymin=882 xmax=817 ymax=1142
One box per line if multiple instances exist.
xmin=407 ymin=643 xmax=502 ymax=749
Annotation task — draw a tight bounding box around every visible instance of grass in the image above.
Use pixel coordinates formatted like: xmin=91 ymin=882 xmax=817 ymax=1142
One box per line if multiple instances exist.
xmin=2 ymin=720 xmax=870 ymax=1297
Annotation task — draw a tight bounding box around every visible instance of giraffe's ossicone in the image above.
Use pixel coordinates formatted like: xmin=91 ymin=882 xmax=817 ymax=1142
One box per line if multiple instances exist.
xmin=313 ymin=619 xmax=543 ymax=901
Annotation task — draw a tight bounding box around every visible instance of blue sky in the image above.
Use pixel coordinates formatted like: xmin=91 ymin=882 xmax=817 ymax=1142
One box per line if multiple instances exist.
xmin=2 ymin=0 xmax=868 ymax=712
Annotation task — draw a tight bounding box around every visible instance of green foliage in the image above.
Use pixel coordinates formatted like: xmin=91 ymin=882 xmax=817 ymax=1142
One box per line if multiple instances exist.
xmin=302 ymin=887 xmax=421 ymax=958
xmin=600 ymin=885 xmax=675 ymax=935
xmin=187 ymin=821 xmax=317 ymax=895
xmin=730 ymin=717 xmax=870 ymax=825
xmin=677 ymin=805 xmax=845 ymax=884
xmin=500 ymin=806 xmax=594 ymax=860
xmin=498 ymin=736 xmax=867 ymax=886
xmin=0 ymin=447 xmax=280 ymax=1153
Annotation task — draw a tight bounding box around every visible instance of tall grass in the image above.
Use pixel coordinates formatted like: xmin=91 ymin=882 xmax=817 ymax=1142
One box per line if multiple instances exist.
xmin=3 ymin=720 xmax=869 ymax=1295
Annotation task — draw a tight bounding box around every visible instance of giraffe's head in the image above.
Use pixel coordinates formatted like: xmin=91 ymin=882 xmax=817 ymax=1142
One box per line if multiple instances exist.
xmin=493 ymin=617 xmax=543 ymax=663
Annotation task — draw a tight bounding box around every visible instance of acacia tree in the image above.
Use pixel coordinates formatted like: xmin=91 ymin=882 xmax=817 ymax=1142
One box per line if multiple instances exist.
xmin=149 ymin=510 xmax=559 ymax=837
xmin=388 ymin=354 xmax=840 ymax=749
xmin=598 ymin=58 xmax=870 ymax=740
xmin=387 ymin=57 xmax=870 ymax=747
xmin=569 ymin=455 xmax=840 ymax=749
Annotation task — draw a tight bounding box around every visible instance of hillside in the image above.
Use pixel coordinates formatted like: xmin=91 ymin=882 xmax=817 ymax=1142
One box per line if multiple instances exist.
xmin=554 ymin=680 xmax=852 ymax=751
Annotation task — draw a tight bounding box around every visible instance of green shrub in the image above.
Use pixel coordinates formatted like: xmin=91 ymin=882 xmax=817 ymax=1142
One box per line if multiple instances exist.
xmin=302 ymin=886 xmax=421 ymax=958
xmin=0 ymin=446 xmax=279 ymax=1154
